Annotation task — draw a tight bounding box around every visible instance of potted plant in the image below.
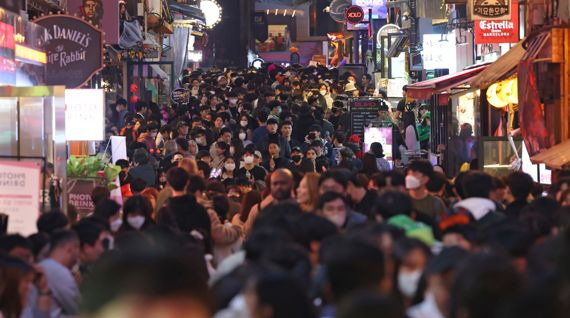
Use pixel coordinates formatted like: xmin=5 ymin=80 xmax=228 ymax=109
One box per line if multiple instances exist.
xmin=67 ymin=154 xmax=121 ymax=214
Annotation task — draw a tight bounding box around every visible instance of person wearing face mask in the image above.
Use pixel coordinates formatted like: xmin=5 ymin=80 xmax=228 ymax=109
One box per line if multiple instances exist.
xmin=225 ymin=91 xmax=240 ymax=118
xmin=220 ymin=157 xmax=237 ymax=187
xmin=407 ymin=246 xmax=468 ymax=318
xmin=316 ymin=191 xmax=366 ymax=230
xmin=236 ymin=149 xmax=267 ymax=182
xmin=393 ymin=238 xmax=432 ymax=309
xmin=118 ymin=195 xmax=155 ymax=233
xmin=319 ymin=83 xmax=333 ymax=110
xmin=192 ymin=129 xmax=210 ymax=152
xmin=406 ymin=160 xmax=447 ymax=221
xmin=237 ymin=127 xmax=252 ymax=148
xmin=93 ymin=198 xmax=123 ymax=234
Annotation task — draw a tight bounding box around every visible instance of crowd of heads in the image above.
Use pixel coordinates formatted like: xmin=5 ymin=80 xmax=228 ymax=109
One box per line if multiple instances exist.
xmin=2 ymin=65 xmax=570 ymax=318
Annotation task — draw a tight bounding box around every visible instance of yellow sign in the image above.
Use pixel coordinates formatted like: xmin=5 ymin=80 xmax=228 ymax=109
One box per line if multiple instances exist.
xmin=15 ymin=44 xmax=47 ymax=64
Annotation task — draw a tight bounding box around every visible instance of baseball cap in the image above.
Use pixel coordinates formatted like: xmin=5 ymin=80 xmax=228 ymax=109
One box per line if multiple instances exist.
xmin=267 ymin=118 xmax=279 ymax=125
xmin=254 ymin=150 xmax=263 ymax=158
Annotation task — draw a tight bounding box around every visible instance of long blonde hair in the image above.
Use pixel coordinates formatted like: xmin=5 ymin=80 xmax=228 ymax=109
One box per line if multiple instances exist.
xmin=178 ymin=158 xmax=199 ymax=176
xmin=300 ymin=172 xmax=321 ymax=212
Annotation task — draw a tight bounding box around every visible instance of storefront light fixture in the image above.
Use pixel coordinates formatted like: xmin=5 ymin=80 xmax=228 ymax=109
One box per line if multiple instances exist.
xmin=200 ymin=0 xmax=222 ymax=28
xmin=486 ymin=82 xmax=508 ymax=108
xmin=188 ymin=50 xmax=203 ymax=62
xmin=252 ymin=58 xmax=264 ymax=69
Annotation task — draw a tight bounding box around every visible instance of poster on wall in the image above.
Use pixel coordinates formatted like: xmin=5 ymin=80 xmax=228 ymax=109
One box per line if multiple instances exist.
xmin=474 ymin=0 xmax=518 ymax=44
xmin=34 ymin=14 xmax=104 ymax=88
xmin=0 ymin=160 xmax=40 ymax=235
xmin=65 ymin=89 xmax=105 ymax=141
xmin=471 ymin=0 xmax=512 ymax=21
xmin=66 ymin=0 xmax=120 ymax=44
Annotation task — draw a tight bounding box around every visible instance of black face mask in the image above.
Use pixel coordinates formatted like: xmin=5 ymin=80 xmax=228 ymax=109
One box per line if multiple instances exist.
xmin=292 ymin=155 xmax=302 ymax=163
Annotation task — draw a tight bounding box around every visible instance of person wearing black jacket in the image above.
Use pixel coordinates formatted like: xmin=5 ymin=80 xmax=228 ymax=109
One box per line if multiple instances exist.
xmin=293 ymin=105 xmax=316 ymax=143
xmin=257 ymin=118 xmax=291 ymax=159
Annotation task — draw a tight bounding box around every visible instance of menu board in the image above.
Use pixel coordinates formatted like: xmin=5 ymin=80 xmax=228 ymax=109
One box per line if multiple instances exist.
xmin=349 ymin=99 xmax=381 ymax=141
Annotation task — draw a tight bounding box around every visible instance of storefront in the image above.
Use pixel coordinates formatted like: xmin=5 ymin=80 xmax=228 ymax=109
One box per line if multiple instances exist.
xmin=405 ymin=65 xmax=488 ymax=174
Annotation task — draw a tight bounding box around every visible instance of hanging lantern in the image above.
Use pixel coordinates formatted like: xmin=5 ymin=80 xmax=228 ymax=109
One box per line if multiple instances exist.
xmin=487 ymin=83 xmax=508 ymax=108
xmin=130 ymin=95 xmax=139 ymax=104
xmin=130 ymin=83 xmax=138 ymax=93
xmin=496 ymin=78 xmax=518 ymax=105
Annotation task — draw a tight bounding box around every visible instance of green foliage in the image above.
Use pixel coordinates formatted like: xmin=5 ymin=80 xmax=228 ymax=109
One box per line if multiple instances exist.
xmin=67 ymin=154 xmax=121 ymax=190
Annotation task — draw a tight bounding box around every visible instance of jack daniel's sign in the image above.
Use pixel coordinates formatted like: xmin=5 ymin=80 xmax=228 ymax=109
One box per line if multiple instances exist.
xmin=34 ymin=15 xmax=103 ymax=88
xmin=472 ymin=0 xmax=511 ymax=21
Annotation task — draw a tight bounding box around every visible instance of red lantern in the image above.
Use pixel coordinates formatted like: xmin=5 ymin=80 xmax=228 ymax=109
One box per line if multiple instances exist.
xmin=130 ymin=83 xmax=138 ymax=93
xmin=130 ymin=95 xmax=139 ymax=104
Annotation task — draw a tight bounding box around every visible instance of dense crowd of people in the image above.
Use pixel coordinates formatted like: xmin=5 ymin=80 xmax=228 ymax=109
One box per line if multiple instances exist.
xmin=2 ymin=65 xmax=570 ymax=318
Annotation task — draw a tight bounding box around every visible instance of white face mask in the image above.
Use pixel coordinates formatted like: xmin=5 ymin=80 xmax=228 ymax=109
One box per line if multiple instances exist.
xmin=228 ymin=98 xmax=238 ymax=105
xmin=405 ymin=175 xmax=422 ymax=190
xmin=244 ymin=156 xmax=254 ymax=164
xmin=326 ymin=213 xmax=346 ymax=228
xmin=110 ymin=218 xmax=123 ymax=232
xmin=196 ymin=137 xmax=207 ymax=146
xmin=239 ymin=132 xmax=247 ymax=140
xmin=398 ymin=270 xmax=422 ymax=298
xmin=320 ymin=90 xmax=327 ymax=96
xmin=240 ymin=120 xmax=249 ymax=127
xmin=127 ymin=215 xmax=145 ymax=230
xmin=224 ymin=162 xmax=236 ymax=171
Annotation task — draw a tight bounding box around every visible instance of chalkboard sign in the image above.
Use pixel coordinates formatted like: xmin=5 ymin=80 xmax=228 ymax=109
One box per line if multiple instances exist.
xmin=349 ymin=99 xmax=381 ymax=141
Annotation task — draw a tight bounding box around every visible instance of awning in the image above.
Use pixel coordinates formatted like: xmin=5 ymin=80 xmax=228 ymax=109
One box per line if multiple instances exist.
xmin=169 ymin=1 xmax=206 ymax=25
xmin=530 ymin=139 xmax=570 ymax=169
xmin=406 ymin=64 xmax=488 ymax=100
xmin=470 ymin=42 xmax=526 ymax=88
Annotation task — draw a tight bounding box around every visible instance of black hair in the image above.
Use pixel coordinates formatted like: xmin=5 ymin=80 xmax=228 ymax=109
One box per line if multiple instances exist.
xmin=196 ymin=161 xmax=211 ymax=180
xmin=93 ymin=199 xmax=121 ymax=220
xmin=129 ymin=178 xmax=147 ymax=193
xmin=426 ymin=172 xmax=449 ymax=193
xmin=135 ymin=101 xmax=147 ymax=112
xmin=123 ymin=195 xmax=153 ymax=219
xmin=73 ymin=219 xmax=105 ymax=249
xmin=37 ymin=210 xmax=69 ymax=234
xmin=373 ymin=190 xmax=414 ymax=220
xmin=175 ymin=137 xmax=190 ymax=151
xmin=250 ymin=271 xmax=317 ymax=318
xmin=406 ymin=159 xmax=433 ymax=178
xmin=291 ymin=213 xmax=338 ymax=250
xmin=450 ymin=252 xmax=522 ymax=318
xmin=188 ymin=175 xmax=207 ymax=194
xmin=316 ymin=191 xmax=348 ymax=210
xmin=91 ymin=186 xmax=111 ymax=207
xmin=81 ymin=249 xmax=210 ymax=316
xmin=337 ymin=291 xmax=404 ymax=318
xmin=462 ymin=171 xmax=493 ymax=198
xmin=387 ymin=170 xmax=405 ymax=187
xmin=167 ymin=167 xmax=190 ymax=192
xmin=49 ymin=229 xmax=79 ymax=251
xmin=0 ymin=234 xmax=32 ymax=254
xmin=320 ymin=236 xmax=385 ymax=301
xmin=318 ymin=170 xmax=349 ymax=189
xmin=505 ymin=171 xmax=534 ymax=201
xmin=115 ymin=159 xmax=129 ymax=169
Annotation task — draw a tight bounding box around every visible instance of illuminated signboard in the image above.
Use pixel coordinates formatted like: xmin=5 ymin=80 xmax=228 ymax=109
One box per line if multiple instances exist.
xmin=352 ymin=0 xmax=388 ymax=18
xmin=65 ymin=89 xmax=105 ymax=141
xmin=0 ymin=22 xmax=15 ymax=50
xmin=15 ymin=44 xmax=47 ymax=65
xmin=474 ymin=0 xmax=519 ymax=44
xmin=422 ymin=34 xmax=457 ymax=72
